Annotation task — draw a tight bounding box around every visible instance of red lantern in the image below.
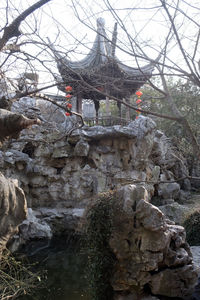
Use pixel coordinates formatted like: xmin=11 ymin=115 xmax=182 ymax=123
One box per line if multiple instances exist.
xmin=65 ymin=85 xmax=72 ymax=92
xmin=135 ymin=91 xmax=143 ymax=97
xmin=65 ymin=94 xmax=72 ymax=99
xmin=67 ymin=103 xmax=72 ymax=109
xmin=97 ymin=86 xmax=104 ymax=92
xmin=65 ymin=112 xmax=71 ymax=116
xmin=136 ymin=99 xmax=142 ymax=104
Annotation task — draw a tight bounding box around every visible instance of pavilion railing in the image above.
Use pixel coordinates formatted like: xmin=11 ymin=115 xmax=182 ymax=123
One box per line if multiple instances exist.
xmin=83 ymin=116 xmax=130 ymax=127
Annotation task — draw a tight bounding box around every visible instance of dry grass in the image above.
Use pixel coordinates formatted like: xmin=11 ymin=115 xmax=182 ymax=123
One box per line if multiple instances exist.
xmin=0 ymin=249 xmax=42 ymax=300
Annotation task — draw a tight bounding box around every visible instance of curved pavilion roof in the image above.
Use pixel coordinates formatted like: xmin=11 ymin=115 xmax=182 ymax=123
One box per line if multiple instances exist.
xmin=52 ymin=18 xmax=156 ymax=100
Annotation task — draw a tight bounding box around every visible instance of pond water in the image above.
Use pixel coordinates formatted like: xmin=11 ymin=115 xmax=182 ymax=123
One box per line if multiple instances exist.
xmin=16 ymin=237 xmax=200 ymax=300
xmin=18 ymin=236 xmax=90 ymax=300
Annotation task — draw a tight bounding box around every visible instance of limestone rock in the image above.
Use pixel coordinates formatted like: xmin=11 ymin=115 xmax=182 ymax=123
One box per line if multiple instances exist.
xmin=158 ymin=181 xmax=180 ymax=199
xmin=114 ymin=292 xmax=159 ymax=300
xmin=0 ymin=151 xmax=3 ymax=167
xmin=19 ymin=207 xmax=84 ymax=240
xmin=118 ymin=184 xmax=149 ymax=216
xmin=159 ymin=202 xmax=192 ymax=225
xmin=0 ymin=108 xmax=40 ymax=142
xmin=151 ymin=165 xmax=160 ymax=181
xmin=151 ymin=265 xmax=197 ymax=298
xmin=0 ymin=172 xmax=27 ymax=255
xmin=191 ymin=246 xmax=200 ymax=274
xmin=52 ymin=143 xmax=73 ymax=158
xmin=11 ymin=96 xmax=68 ymax=129
xmin=0 ymin=105 xmax=197 ymax=299
xmin=136 ymin=199 xmax=166 ymax=231
xmin=109 ymin=185 xmax=198 ymax=299
xmin=158 ymin=194 xmax=200 ymax=225
xmin=74 ymin=139 xmax=90 ymax=156
xmin=0 ymin=116 xmax=187 ymax=208
xmin=19 ymin=208 xmax=52 ymax=240
xmin=70 ymin=117 xmax=156 ymax=141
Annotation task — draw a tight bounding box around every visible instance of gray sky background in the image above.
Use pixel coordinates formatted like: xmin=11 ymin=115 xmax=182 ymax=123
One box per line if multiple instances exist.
xmin=0 ymin=0 xmax=199 ymax=93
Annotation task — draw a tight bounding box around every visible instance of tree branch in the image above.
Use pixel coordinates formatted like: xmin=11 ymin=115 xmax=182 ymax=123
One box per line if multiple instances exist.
xmin=0 ymin=0 xmax=52 ymax=51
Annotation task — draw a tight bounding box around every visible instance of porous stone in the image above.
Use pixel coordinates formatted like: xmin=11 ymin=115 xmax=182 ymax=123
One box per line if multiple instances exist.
xmin=0 ymin=108 xmax=40 ymax=142
xmin=0 ymin=116 xmax=188 ymax=208
xmin=158 ymin=182 xmax=180 ymax=199
xmin=0 ymin=103 xmax=197 ymax=299
xmin=74 ymin=139 xmax=90 ymax=156
xmin=109 ymin=185 xmax=198 ymax=298
xmin=191 ymin=246 xmax=200 ymax=274
xmin=158 ymin=199 xmax=200 ymax=225
xmin=20 ymin=207 xmax=84 ymax=238
xmin=0 ymin=172 xmax=27 ymax=255
xmin=136 ymin=199 xmax=166 ymax=231
xmin=19 ymin=208 xmax=52 ymax=240
xmin=151 ymin=265 xmax=197 ymax=298
xmin=52 ymin=143 xmax=73 ymax=158
xmin=114 ymin=292 xmax=159 ymax=300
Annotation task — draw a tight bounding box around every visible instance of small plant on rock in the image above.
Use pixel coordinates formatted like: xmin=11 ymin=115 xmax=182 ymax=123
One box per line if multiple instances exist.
xmin=0 ymin=249 xmax=43 ymax=300
xmin=83 ymin=191 xmax=116 ymax=300
xmin=184 ymin=210 xmax=200 ymax=246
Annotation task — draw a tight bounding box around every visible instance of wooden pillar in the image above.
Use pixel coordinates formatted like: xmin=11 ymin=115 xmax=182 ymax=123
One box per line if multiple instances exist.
xmin=117 ymin=101 xmax=122 ymax=122
xmin=106 ymin=96 xmax=110 ymax=116
xmin=125 ymin=98 xmax=131 ymax=121
xmin=77 ymin=94 xmax=82 ymax=114
xmin=94 ymin=100 xmax=100 ymax=125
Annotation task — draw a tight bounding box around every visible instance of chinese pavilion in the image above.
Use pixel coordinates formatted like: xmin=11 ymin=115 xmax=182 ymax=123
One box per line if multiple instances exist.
xmin=52 ymin=18 xmax=157 ymax=122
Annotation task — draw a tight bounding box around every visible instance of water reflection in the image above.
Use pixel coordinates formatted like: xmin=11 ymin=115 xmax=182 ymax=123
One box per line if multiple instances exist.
xmin=18 ymin=237 xmax=90 ymax=300
xmin=17 ymin=237 xmax=200 ymax=300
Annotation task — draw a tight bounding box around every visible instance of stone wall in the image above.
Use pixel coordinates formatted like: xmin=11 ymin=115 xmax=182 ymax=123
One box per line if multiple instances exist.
xmin=0 ymin=110 xmax=198 ymax=298
xmin=110 ymin=185 xmax=198 ymax=299
xmin=0 ymin=172 xmax=27 ymax=256
xmin=0 ymin=116 xmax=189 ymax=211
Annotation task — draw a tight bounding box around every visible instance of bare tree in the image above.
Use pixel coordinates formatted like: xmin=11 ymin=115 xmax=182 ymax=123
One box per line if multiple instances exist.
xmin=0 ymin=0 xmax=54 ymax=139
xmin=68 ymin=0 xmax=200 ymax=157
xmin=0 ymin=0 xmax=52 ymax=51
xmin=0 ymin=0 xmax=85 ymax=139
xmin=0 ymin=0 xmax=199 ymax=156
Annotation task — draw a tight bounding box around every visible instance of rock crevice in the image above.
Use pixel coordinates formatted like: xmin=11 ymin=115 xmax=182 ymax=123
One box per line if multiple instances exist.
xmin=109 ymin=185 xmax=198 ymax=299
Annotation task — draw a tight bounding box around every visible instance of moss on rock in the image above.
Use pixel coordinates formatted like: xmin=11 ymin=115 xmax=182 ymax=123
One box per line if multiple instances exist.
xmin=83 ymin=191 xmax=116 ymax=300
xmin=184 ymin=210 xmax=200 ymax=246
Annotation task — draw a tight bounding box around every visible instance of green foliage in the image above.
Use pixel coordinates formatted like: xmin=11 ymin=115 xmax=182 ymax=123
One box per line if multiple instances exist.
xmin=83 ymin=191 xmax=116 ymax=300
xmin=100 ymin=100 xmax=119 ymax=117
xmin=0 ymin=249 xmax=43 ymax=300
xmin=142 ymin=79 xmax=200 ymax=161
xmin=184 ymin=211 xmax=200 ymax=246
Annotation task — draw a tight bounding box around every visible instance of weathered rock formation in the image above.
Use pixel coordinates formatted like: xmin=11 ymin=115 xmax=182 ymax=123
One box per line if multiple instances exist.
xmin=0 ymin=108 xmax=41 ymax=144
xmin=9 ymin=207 xmax=85 ymax=251
xmin=0 ymin=115 xmax=189 ymax=212
xmin=110 ymin=185 xmax=198 ymax=299
xmin=0 ymin=172 xmax=27 ymax=256
xmin=0 ymin=109 xmax=192 ymax=244
xmin=0 ymin=98 xmax=198 ymax=298
xmin=0 ymin=108 xmax=40 ymax=254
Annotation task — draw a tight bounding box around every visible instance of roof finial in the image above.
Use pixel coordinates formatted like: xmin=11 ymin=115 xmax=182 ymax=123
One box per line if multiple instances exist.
xmin=97 ymin=17 xmax=105 ymax=28
xmin=111 ymin=22 xmax=118 ymax=57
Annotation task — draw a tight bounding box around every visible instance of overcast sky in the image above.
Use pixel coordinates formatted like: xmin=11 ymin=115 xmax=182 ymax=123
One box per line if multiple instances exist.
xmin=0 ymin=0 xmax=199 ymax=93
